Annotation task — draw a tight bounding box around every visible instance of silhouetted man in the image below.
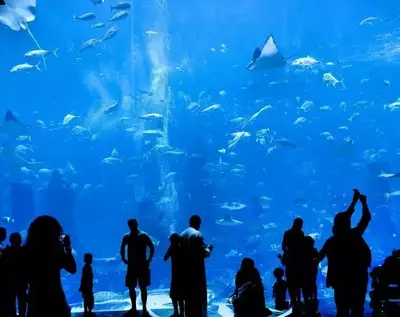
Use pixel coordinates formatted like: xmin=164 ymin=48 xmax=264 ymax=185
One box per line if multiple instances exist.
xmin=281 ymin=217 xmax=305 ymax=306
xmin=120 ymin=219 xmax=155 ymax=316
xmin=0 ymin=227 xmax=8 ymax=316
xmin=319 ymin=189 xmax=371 ymax=317
xmin=181 ymin=215 xmax=213 ymax=317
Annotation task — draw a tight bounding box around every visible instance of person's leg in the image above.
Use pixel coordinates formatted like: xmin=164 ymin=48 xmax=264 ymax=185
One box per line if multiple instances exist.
xmin=91 ymin=292 xmax=95 ymax=312
xmin=125 ymin=266 xmax=138 ymax=314
xmin=18 ymin=289 xmax=27 ymax=317
xmin=138 ymin=264 xmax=151 ymax=314
xmin=128 ymin=287 xmax=137 ymax=312
xmin=179 ymin=300 xmax=185 ymax=317
xmin=172 ymin=299 xmax=178 ymax=315
xmin=351 ymin=280 xmax=368 ymax=317
xmin=8 ymin=288 xmax=16 ymax=317
xmin=334 ymin=286 xmax=350 ymax=317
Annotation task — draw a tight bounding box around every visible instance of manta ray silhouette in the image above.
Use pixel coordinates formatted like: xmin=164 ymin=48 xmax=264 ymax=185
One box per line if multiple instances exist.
xmin=247 ymin=34 xmax=287 ymax=71
xmin=4 ymin=110 xmax=22 ymax=125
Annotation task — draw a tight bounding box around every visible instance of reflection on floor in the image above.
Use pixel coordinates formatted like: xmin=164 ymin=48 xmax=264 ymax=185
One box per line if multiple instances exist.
xmin=71 ymin=309 xmax=373 ymax=317
xmin=69 ymin=289 xmax=373 ymax=317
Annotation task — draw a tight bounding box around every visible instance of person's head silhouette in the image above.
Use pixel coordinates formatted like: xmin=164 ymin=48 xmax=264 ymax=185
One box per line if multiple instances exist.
xmin=189 ymin=215 xmax=201 ymax=230
xmin=26 ymin=215 xmax=63 ymax=254
xmin=292 ymin=217 xmax=303 ymax=231
xmin=127 ymin=219 xmax=139 ymax=232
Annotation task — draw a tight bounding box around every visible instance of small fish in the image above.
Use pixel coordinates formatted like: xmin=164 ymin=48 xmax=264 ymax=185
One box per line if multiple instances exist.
xmin=323 ymin=72 xmax=346 ymax=89
xmin=109 ymin=10 xmax=129 ymax=21
xmin=16 ymin=135 xmax=31 ymax=142
xmin=201 ymin=104 xmax=220 ymax=113
xmin=92 ymin=22 xmax=105 ymax=28
xmin=1 ymin=217 xmax=14 ymax=224
xmin=91 ymin=0 xmax=104 ymax=5
xmin=100 ymin=26 xmax=119 ymax=43
xmin=79 ymin=39 xmax=99 ymax=53
xmin=10 ymin=62 xmax=41 ymax=73
xmin=25 ymin=48 xmax=59 ymax=58
xmin=63 ymin=114 xmax=79 ymax=125
xmin=292 ymin=56 xmax=320 ymax=67
xmin=215 ymin=215 xmax=243 ymax=226
xmin=104 ymin=101 xmax=120 ymax=114
xmin=74 ymin=13 xmax=97 ymax=21
xmin=110 ymin=2 xmax=131 ymax=11
xmin=144 ymin=30 xmax=158 ymax=36
xmin=138 ymin=113 xmax=163 ymax=120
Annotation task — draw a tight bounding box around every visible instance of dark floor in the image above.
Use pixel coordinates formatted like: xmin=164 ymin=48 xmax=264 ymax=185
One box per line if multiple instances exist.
xmin=71 ymin=310 xmax=373 ymax=317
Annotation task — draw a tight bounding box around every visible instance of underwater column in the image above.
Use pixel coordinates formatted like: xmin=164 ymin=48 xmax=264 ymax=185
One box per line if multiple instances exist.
xmin=141 ymin=0 xmax=178 ymax=234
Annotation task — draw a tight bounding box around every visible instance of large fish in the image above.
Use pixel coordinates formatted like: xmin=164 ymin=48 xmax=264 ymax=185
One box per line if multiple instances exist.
xmin=247 ymin=34 xmax=286 ymax=71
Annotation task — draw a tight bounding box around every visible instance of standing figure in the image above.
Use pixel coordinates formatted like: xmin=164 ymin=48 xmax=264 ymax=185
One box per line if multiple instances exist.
xmin=180 ymin=215 xmax=213 ymax=317
xmin=272 ymin=268 xmax=289 ymax=311
xmin=164 ymin=233 xmax=185 ymax=317
xmin=4 ymin=232 xmax=27 ymax=317
xmin=120 ymin=219 xmax=155 ymax=316
xmin=281 ymin=218 xmax=305 ymax=306
xmin=79 ymin=253 xmax=94 ymax=315
xmin=25 ymin=216 xmax=77 ymax=317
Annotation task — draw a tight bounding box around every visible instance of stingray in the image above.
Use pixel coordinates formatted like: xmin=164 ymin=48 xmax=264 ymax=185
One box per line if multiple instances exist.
xmin=247 ymin=34 xmax=286 ymax=71
xmin=0 ymin=0 xmax=45 ymax=67
xmin=0 ymin=110 xmax=26 ymax=137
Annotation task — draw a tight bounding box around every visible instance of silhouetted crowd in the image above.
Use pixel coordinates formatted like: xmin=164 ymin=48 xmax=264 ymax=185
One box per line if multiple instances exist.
xmin=0 ymin=189 xmax=378 ymax=317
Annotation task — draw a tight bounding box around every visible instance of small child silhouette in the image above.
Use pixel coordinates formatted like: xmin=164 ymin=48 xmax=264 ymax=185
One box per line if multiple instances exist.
xmin=273 ymin=268 xmax=289 ymax=311
xmin=164 ymin=233 xmax=185 ymax=317
xmin=4 ymin=232 xmax=27 ymax=317
xmin=79 ymin=253 xmax=94 ymax=315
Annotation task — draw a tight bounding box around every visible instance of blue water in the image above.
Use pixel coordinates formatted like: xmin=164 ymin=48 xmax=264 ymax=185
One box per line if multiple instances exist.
xmin=1 ymin=0 xmax=400 ymax=313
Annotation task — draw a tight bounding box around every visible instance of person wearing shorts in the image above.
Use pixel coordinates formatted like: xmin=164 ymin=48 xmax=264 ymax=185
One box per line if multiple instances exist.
xmin=121 ymin=219 xmax=154 ymax=316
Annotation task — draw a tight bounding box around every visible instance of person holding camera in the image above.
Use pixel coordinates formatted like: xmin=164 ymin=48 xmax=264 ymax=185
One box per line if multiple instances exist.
xmin=24 ymin=215 xmax=77 ymax=317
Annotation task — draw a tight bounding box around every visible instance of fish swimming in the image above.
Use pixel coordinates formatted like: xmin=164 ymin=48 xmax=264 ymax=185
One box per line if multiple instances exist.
xmin=110 ymin=2 xmax=131 ymax=11
xmin=247 ymin=35 xmax=286 ymax=71
xmin=109 ymin=10 xmax=129 ymax=21
xmin=99 ymin=26 xmax=119 ymax=43
xmin=103 ymin=100 xmax=120 ymax=114
xmin=215 ymin=215 xmax=243 ymax=226
xmin=74 ymin=12 xmax=96 ymax=21
xmin=10 ymin=62 xmax=41 ymax=73
xmin=79 ymin=39 xmax=99 ymax=53
xmin=25 ymin=48 xmax=59 ymax=58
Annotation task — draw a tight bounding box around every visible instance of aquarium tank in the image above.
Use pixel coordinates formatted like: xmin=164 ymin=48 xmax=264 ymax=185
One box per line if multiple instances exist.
xmin=0 ymin=0 xmax=399 ymax=315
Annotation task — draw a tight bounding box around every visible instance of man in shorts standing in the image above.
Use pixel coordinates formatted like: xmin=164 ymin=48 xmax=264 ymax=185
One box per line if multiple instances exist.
xmin=121 ymin=219 xmax=155 ymax=316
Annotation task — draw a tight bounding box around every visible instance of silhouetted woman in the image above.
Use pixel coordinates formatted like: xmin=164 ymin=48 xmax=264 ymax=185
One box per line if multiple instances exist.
xmin=232 ymin=258 xmax=270 ymax=317
xmin=24 ymin=216 xmax=77 ymax=317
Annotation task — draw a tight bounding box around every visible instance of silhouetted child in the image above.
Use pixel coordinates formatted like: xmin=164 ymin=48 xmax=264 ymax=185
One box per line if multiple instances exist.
xmin=273 ymin=268 xmax=289 ymax=311
xmin=164 ymin=233 xmax=185 ymax=317
xmin=302 ymin=236 xmax=319 ymax=314
xmin=303 ymin=236 xmax=318 ymax=298
xmin=79 ymin=253 xmax=94 ymax=315
xmin=4 ymin=232 xmax=27 ymax=317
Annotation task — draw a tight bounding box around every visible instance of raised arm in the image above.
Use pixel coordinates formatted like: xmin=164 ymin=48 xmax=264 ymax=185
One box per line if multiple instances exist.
xmin=344 ymin=189 xmax=360 ymax=217
xmin=164 ymin=245 xmax=172 ymax=261
xmin=120 ymin=235 xmax=128 ymax=264
xmin=354 ymin=194 xmax=371 ymax=236
xmin=63 ymin=246 xmax=77 ymax=274
xmin=318 ymin=239 xmax=330 ymax=262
